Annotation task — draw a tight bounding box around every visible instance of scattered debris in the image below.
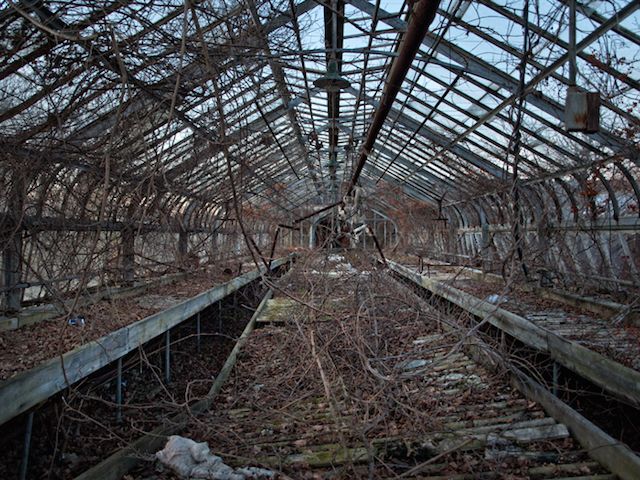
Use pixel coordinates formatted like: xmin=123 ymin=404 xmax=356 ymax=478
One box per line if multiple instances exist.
xmin=67 ymin=315 xmax=86 ymax=326
xmin=156 ymin=436 xmax=274 ymax=480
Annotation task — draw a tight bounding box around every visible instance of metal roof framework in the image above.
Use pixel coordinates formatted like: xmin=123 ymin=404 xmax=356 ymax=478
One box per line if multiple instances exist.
xmin=1 ymin=0 xmax=639 ymax=231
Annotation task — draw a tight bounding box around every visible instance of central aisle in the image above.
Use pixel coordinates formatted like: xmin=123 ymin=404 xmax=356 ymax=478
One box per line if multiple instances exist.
xmin=153 ymin=252 xmax=614 ymax=479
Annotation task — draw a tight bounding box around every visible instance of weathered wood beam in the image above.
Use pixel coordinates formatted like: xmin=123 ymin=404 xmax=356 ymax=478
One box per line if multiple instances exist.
xmin=458 ymin=216 xmax=640 ymax=234
xmin=0 ymin=215 xmax=211 ymax=234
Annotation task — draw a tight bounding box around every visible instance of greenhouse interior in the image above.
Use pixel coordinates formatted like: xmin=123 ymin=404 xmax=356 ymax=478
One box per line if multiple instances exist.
xmin=1 ymin=0 xmax=639 ymax=478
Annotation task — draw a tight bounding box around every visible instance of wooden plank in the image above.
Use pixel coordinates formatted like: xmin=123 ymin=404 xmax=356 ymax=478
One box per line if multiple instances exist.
xmin=388 ymin=261 xmax=640 ymax=409
xmin=0 ymin=258 xmax=288 ymax=427
xmin=74 ymin=288 xmax=275 ymax=480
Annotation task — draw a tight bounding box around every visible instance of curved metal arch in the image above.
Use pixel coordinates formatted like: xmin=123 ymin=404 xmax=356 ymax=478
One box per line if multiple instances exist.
xmin=464 ymin=201 xmax=484 ymax=228
xmin=371 ymin=208 xmax=400 ymax=236
xmin=159 ymin=192 xmax=186 ymax=219
xmin=30 ymin=165 xmax=66 ymax=218
xmin=476 ymin=197 xmax=498 ymax=225
xmin=615 ymin=162 xmax=640 ymax=217
xmin=521 ymin=184 xmax=545 ymax=226
xmin=201 ymin=204 xmax=225 ymax=229
xmin=539 ymin=181 xmax=564 ymax=224
xmin=193 ymin=202 xmax=216 ymax=231
xmin=181 ymin=200 xmax=201 ymax=230
xmin=56 ymin=167 xmax=91 ymax=218
xmin=569 ymin=173 xmax=597 ymax=222
xmin=554 ymin=178 xmax=580 ymax=223
xmin=445 ymin=204 xmax=466 ymax=229
xmin=85 ymin=179 xmax=121 ymax=220
xmin=487 ymin=194 xmax=506 ymax=225
xmin=189 ymin=204 xmax=210 ymax=231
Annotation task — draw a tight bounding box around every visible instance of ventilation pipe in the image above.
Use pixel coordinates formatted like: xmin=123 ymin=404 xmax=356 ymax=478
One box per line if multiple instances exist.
xmin=346 ymin=0 xmax=440 ymax=196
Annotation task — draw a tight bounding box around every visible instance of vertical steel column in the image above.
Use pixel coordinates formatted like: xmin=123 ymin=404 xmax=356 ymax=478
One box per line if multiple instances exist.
xmin=196 ymin=312 xmax=201 ymax=353
xmin=373 ymin=212 xmax=377 ymax=240
xmin=552 ymin=362 xmax=560 ymax=397
xmin=3 ymin=232 xmax=22 ymax=312
xmin=122 ymin=228 xmax=135 ymax=286
xmin=19 ymin=411 xmax=34 ymax=480
xmin=116 ymin=357 xmax=123 ymax=422
xmin=178 ymin=229 xmax=188 ymax=264
xmin=384 ymin=221 xmax=387 ymax=247
xmin=4 ymin=170 xmax=25 ymax=312
xmin=233 ymin=292 xmax=238 ymax=322
xmin=164 ymin=330 xmax=171 ymax=384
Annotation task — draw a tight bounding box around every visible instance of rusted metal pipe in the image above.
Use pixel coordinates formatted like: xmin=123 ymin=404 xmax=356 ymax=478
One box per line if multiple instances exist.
xmin=346 ymin=0 xmax=440 ymax=196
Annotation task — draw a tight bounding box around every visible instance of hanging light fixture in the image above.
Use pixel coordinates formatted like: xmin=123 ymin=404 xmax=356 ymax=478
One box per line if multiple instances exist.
xmin=314 ymin=59 xmax=350 ymax=92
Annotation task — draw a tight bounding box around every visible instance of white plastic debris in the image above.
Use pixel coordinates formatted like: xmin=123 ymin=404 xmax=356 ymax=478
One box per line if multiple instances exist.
xmin=156 ymin=436 xmax=274 ymax=480
xmin=485 ymin=294 xmax=508 ymax=304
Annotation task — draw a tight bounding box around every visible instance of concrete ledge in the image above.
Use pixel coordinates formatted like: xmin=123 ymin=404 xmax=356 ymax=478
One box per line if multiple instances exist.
xmin=388 ymin=260 xmax=640 ymax=409
xmin=387 ymin=270 xmax=640 ymax=480
xmin=0 ymin=257 xmax=288 ymax=427
xmin=0 ymin=272 xmax=189 ymax=332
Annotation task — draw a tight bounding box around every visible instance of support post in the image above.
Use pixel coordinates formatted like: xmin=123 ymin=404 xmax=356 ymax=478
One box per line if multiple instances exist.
xmin=233 ymin=292 xmax=238 ymax=322
xmin=3 ymin=232 xmax=23 ymax=312
xmin=19 ymin=411 xmax=34 ymax=480
xmin=178 ymin=229 xmax=188 ymax=265
xmin=384 ymin=221 xmax=387 ymax=248
xmin=116 ymin=357 xmax=123 ymax=422
xmin=568 ymin=0 xmax=576 ymax=86
xmin=481 ymin=219 xmax=490 ymax=272
xmin=196 ymin=312 xmax=201 ymax=353
xmin=553 ymin=361 xmax=560 ymax=397
xmin=3 ymin=171 xmax=25 ymax=312
xmin=121 ymin=228 xmax=135 ymax=286
xmin=164 ymin=330 xmax=171 ymax=384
